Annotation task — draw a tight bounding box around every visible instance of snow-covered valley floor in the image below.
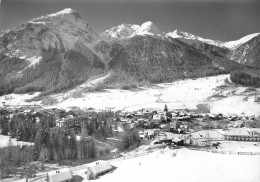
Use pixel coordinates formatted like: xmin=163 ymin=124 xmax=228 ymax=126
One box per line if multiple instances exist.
xmin=0 ymin=74 xmax=259 ymax=116
xmin=83 ymin=148 xmax=260 ymax=182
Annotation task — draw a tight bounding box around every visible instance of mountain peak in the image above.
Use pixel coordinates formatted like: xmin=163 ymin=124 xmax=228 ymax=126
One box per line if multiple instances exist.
xmin=29 ymin=8 xmax=80 ymax=24
xmin=102 ymin=21 xmax=164 ymax=38
xmin=138 ymin=21 xmax=163 ymax=36
xmin=48 ymin=8 xmax=77 ymax=17
xmin=223 ymin=33 xmax=260 ymax=50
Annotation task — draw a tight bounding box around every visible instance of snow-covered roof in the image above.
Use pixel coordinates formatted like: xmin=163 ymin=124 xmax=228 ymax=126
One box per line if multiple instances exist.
xmin=87 ymin=160 xmax=112 ymax=176
xmin=153 ymin=114 xmax=162 ymax=120
xmin=249 ymin=128 xmax=260 ymax=136
xmin=47 ymin=168 xmax=73 ymax=182
xmin=191 ymin=130 xmax=223 ymax=139
xmin=223 ymin=128 xmax=251 ymax=136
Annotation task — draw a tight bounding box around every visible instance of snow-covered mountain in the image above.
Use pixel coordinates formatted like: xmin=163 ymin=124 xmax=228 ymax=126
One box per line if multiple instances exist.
xmin=224 ymin=33 xmax=260 ymax=50
xmin=0 ymin=8 xmax=116 ymax=68
xmin=103 ymin=23 xmax=260 ymax=68
xmin=165 ymin=30 xmax=260 ymax=67
xmin=0 ymin=8 xmax=106 ymax=95
xmin=0 ymin=8 xmax=259 ymax=96
xmin=166 ymin=29 xmax=225 ymax=48
xmin=102 ymin=21 xmax=164 ymax=38
xmin=1 ymin=9 xmax=91 ymax=65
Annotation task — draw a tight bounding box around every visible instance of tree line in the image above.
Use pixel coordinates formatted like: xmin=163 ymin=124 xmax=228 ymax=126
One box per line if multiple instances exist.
xmin=230 ymin=70 xmax=260 ymax=88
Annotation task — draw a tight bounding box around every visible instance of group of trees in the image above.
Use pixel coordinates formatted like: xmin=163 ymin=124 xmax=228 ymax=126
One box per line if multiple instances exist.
xmin=121 ymin=129 xmax=141 ymax=150
xmin=0 ymin=108 xmax=147 ymax=172
xmin=37 ymin=129 xmax=96 ymax=162
xmin=230 ymin=70 xmax=260 ymax=88
xmin=81 ymin=111 xmax=114 ymax=140
xmin=7 ymin=114 xmax=55 ymax=142
xmin=0 ymin=110 xmax=117 ymax=163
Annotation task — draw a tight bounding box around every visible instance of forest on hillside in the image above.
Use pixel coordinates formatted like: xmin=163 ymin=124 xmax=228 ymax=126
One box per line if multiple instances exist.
xmin=0 ymin=48 xmax=105 ymax=96
xmin=230 ymin=69 xmax=260 ymax=88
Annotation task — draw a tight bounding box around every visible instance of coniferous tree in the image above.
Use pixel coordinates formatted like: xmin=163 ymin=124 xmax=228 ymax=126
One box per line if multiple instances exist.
xmin=88 ymin=138 xmax=96 ymax=158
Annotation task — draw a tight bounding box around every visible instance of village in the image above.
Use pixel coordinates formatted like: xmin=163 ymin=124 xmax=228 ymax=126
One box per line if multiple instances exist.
xmin=0 ymin=104 xmax=260 ymax=182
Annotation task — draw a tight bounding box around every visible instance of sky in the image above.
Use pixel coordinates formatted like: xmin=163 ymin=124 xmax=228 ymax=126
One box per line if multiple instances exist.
xmin=0 ymin=0 xmax=260 ymax=41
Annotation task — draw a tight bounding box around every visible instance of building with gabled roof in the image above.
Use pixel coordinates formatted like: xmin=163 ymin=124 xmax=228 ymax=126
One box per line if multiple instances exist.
xmin=222 ymin=128 xmax=260 ymax=141
xmin=86 ymin=160 xmax=112 ymax=177
xmin=47 ymin=168 xmax=73 ymax=182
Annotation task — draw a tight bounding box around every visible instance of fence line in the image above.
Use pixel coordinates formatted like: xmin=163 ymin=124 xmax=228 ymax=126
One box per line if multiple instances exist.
xmin=189 ymin=148 xmax=260 ymax=155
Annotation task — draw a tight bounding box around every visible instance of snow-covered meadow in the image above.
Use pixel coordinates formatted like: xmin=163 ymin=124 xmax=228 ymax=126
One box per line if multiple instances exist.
xmin=0 ymin=134 xmax=33 ymax=148
xmin=84 ymin=148 xmax=260 ymax=182
xmin=0 ymin=74 xmax=259 ymax=116
xmin=53 ymin=74 xmax=260 ymax=115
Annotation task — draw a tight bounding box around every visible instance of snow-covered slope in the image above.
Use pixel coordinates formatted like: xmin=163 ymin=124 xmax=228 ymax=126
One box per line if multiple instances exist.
xmin=52 ymin=74 xmax=259 ymax=115
xmin=102 ymin=24 xmax=139 ymax=38
xmin=224 ymin=33 xmax=260 ymax=50
xmin=135 ymin=21 xmax=164 ymax=37
xmin=166 ymin=30 xmax=260 ymax=52
xmin=93 ymin=148 xmax=260 ymax=182
xmin=2 ymin=74 xmax=258 ymax=116
xmin=166 ymin=29 xmax=225 ymax=47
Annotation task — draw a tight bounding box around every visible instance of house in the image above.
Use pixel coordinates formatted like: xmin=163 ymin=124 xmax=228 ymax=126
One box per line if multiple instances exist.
xmin=120 ymin=117 xmax=132 ymax=123
xmin=190 ymin=130 xmax=224 ymax=144
xmin=47 ymin=168 xmax=73 ymax=182
xmin=147 ymin=130 xmax=155 ymax=139
xmin=137 ymin=118 xmax=146 ymax=126
xmin=110 ymin=148 xmax=119 ymax=154
xmin=170 ymin=120 xmax=177 ymax=130
xmin=153 ymin=115 xmax=163 ymax=124
xmin=160 ymin=123 xmax=170 ymax=132
xmin=229 ymin=120 xmax=244 ymax=128
xmin=143 ymin=110 xmax=153 ymax=118
xmin=134 ymin=112 xmax=143 ymax=117
xmin=125 ymin=113 xmax=133 ymax=118
xmin=138 ymin=131 xmax=145 ymax=139
xmin=55 ymin=115 xmax=81 ymax=134
xmin=86 ymin=160 xmax=113 ymax=177
xmin=222 ymin=128 xmax=260 ymax=141
xmin=251 ymin=128 xmax=260 ymax=139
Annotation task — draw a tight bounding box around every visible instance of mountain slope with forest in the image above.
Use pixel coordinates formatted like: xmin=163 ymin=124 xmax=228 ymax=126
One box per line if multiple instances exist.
xmin=0 ymin=8 xmax=259 ymax=97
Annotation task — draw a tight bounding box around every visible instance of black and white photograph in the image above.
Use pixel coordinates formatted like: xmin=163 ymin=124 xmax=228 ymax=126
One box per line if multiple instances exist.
xmin=0 ymin=0 xmax=260 ymax=181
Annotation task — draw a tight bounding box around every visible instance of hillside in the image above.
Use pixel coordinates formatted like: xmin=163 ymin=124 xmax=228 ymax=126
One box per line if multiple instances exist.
xmin=229 ymin=34 xmax=260 ymax=68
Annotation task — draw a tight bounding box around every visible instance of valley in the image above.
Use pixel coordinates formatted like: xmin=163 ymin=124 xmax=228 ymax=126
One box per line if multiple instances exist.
xmin=0 ymin=7 xmax=260 ymax=182
xmin=1 ymin=74 xmax=259 ymax=116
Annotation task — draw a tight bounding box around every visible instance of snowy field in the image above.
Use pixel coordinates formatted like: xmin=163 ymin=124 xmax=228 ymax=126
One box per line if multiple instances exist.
xmin=80 ymin=148 xmax=260 ymax=182
xmin=0 ymin=74 xmax=259 ymax=116
xmin=0 ymin=134 xmax=33 ymax=148
xmin=53 ymin=74 xmax=260 ymax=115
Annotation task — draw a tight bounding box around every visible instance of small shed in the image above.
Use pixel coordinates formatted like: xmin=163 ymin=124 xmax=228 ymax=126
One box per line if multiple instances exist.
xmin=47 ymin=168 xmax=73 ymax=182
xmin=111 ymin=148 xmax=119 ymax=154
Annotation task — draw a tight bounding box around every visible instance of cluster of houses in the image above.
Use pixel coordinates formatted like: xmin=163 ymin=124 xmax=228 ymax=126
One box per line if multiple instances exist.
xmin=117 ymin=109 xmax=191 ymax=133
xmin=1 ymin=106 xmax=260 ymax=145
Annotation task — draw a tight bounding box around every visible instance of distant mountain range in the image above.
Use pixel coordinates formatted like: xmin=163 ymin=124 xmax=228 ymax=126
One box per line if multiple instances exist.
xmin=0 ymin=8 xmax=259 ymax=96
